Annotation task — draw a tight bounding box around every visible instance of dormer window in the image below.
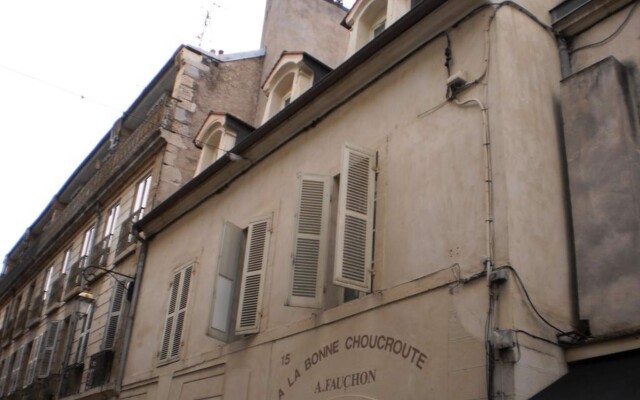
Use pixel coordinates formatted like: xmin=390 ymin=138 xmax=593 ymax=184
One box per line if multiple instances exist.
xmin=193 ymin=112 xmax=254 ymax=175
xmin=261 ymin=52 xmax=332 ymax=123
xmin=342 ymin=0 xmax=388 ymax=55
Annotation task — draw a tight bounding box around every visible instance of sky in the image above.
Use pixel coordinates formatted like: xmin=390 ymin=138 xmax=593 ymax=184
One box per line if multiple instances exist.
xmin=0 ymin=0 xmax=355 ymax=265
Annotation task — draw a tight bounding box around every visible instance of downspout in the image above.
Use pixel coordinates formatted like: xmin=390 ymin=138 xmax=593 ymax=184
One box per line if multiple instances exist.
xmin=557 ymin=36 xmax=572 ymax=79
xmin=113 ymin=233 xmax=148 ymax=399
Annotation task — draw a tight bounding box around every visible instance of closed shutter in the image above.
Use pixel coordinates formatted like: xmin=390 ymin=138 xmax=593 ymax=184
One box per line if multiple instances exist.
xmin=103 ymin=282 xmax=126 ymax=350
xmin=334 ymin=144 xmax=376 ymax=292
xmin=37 ymin=320 xmax=61 ymax=378
xmin=23 ymin=334 xmax=42 ymax=387
xmin=235 ymin=217 xmax=271 ymax=335
xmin=8 ymin=345 xmax=25 ymax=393
xmin=288 ymin=175 xmax=331 ymax=308
xmin=209 ymin=222 xmax=244 ymax=341
xmin=0 ymin=358 xmax=9 ymax=395
xmin=159 ymin=265 xmax=193 ymax=363
xmin=75 ymin=305 xmax=93 ymax=364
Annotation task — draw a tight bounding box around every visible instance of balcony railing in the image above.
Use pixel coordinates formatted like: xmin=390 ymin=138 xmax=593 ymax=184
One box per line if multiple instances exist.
xmin=28 ymin=295 xmax=44 ymax=326
xmin=89 ymin=236 xmax=111 ymax=269
xmin=116 ymin=211 xmax=141 ymax=256
xmin=46 ymin=276 xmax=64 ymax=311
xmin=65 ymin=260 xmax=82 ymax=297
xmin=1 ymin=318 xmax=13 ymax=346
xmin=13 ymin=308 xmax=28 ymax=338
xmin=59 ymin=364 xmax=83 ymax=397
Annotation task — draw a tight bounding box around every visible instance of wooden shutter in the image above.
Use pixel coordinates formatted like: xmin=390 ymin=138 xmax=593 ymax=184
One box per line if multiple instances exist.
xmin=334 ymin=144 xmax=376 ymax=292
xmin=23 ymin=334 xmax=42 ymax=387
xmin=288 ymin=175 xmax=331 ymax=307
xmin=236 ymin=217 xmax=271 ymax=335
xmin=209 ymin=222 xmax=244 ymax=341
xmin=0 ymin=358 xmax=9 ymax=395
xmin=159 ymin=265 xmax=193 ymax=363
xmin=8 ymin=346 xmax=25 ymax=393
xmin=103 ymin=283 xmax=126 ymax=350
xmin=37 ymin=320 xmax=60 ymax=378
xmin=75 ymin=305 xmax=93 ymax=364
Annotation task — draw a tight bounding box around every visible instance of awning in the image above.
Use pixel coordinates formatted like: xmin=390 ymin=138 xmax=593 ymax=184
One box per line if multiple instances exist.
xmin=531 ymin=349 xmax=640 ymax=399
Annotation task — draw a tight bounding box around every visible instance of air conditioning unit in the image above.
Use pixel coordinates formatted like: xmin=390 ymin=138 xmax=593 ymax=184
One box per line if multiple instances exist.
xmin=85 ymin=350 xmax=114 ymax=389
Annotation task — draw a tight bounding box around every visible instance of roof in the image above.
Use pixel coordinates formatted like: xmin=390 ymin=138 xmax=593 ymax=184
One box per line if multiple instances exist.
xmin=136 ymin=0 xmax=491 ymax=238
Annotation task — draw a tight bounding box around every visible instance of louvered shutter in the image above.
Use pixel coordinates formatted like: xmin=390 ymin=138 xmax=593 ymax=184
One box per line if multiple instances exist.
xmin=23 ymin=334 xmax=42 ymax=387
xmin=8 ymin=346 xmax=25 ymax=393
xmin=209 ymin=222 xmax=244 ymax=341
xmin=0 ymin=358 xmax=9 ymax=395
xmin=159 ymin=265 xmax=193 ymax=363
xmin=75 ymin=305 xmax=93 ymax=364
xmin=37 ymin=320 xmax=60 ymax=378
xmin=236 ymin=218 xmax=271 ymax=335
xmin=103 ymin=283 xmax=126 ymax=350
xmin=288 ymin=176 xmax=331 ymax=307
xmin=334 ymin=144 xmax=376 ymax=292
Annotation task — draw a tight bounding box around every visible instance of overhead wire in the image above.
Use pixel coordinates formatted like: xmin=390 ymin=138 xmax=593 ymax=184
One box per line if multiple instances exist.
xmin=572 ymin=0 xmax=638 ymax=53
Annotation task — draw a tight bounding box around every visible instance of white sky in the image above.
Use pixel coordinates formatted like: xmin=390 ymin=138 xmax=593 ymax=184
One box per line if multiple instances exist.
xmin=0 ymin=0 xmax=355 ymax=264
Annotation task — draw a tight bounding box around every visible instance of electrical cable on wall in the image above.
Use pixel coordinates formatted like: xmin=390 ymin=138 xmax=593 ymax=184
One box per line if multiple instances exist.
xmin=571 ymin=0 xmax=639 ymax=53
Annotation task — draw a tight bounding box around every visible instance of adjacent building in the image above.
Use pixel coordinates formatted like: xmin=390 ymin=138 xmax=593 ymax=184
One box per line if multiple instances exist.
xmin=2 ymin=0 xmax=639 ymax=399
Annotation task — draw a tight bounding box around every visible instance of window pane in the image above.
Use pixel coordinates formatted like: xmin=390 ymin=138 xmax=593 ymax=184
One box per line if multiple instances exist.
xmin=211 ymin=276 xmax=233 ymax=333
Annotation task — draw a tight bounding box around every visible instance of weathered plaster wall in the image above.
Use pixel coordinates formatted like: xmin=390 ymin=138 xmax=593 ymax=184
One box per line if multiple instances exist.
xmin=560 ymin=57 xmax=640 ymax=336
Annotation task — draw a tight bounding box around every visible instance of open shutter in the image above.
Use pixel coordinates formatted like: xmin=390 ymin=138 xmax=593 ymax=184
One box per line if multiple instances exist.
xmin=0 ymin=358 xmax=9 ymax=395
xmin=37 ymin=320 xmax=61 ymax=378
xmin=159 ymin=265 xmax=192 ymax=363
xmin=75 ymin=305 xmax=93 ymax=364
xmin=103 ymin=283 xmax=126 ymax=350
xmin=8 ymin=346 xmax=25 ymax=393
xmin=288 ymin=175 xmax=331 ymax=308
xmin=23 ymin=334 xmax=42 ymax=387
xmin=235 ymin=217 xmax=271 ymax=335
xmin=209 ymin=222 xmax=244 ymax=341
xmin=334 ymin=144 xmax=376 ymax=292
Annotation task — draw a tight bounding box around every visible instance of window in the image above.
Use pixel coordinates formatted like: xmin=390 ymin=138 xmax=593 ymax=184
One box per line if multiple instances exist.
xmin=0 ymin=357 xmax=9 ymax=395
xmin=343 ymin=0 xmax=388 ymax=53
xmin=75 ymin=305 xmax=93 ymax=364
xmin=80 ymin=225 xmax=96 ymax=268
xmin=195 ymin=124 xmax=237 ymax=174
xmin=103 ymin=203 xmax=121 ymax=247
xmin=7 ymin=345 xmax=26 ymax=394
xmin=133 ymin=175 xmax=153 ymax=219
xmin=38 ymin=320 xmax=61 ymax=378
xmin=208 ymin=216 xmax=272 ymax=339
xmin=42 ymin=266 xmax=54 ymax=301
xmin=61 ymin=248 xmax=72 ymax=275
xmin=288 ymin=144 xmax=377 ymax=308
xmin=23 ymin=334 xmax=42 ymax=387
xmin=159 ymin=264 xmax=193 ymax=364
xmin=103 ymin=282 xmax=127 ymax=350
xmin=261 ymin=53 xmax=321 ymax=122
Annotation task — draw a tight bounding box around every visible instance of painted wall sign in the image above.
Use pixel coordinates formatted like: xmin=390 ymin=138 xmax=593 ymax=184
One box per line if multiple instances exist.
xmin=278 ymin=333 xmax=427 ymax=399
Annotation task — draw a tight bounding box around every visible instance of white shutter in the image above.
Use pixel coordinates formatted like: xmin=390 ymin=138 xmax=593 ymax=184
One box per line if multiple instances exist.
xmin=103 ymin=283 xmax=126 ymax=350
xmin=75 ymin=305 xmax=94 ymax=364
xmin=334 ymin=144 xmax=376 ymax=292
xmin=209 ymin=222 xmax=244 ymax=341
xmin=23 ymin=334 xmax=43 ymax=387
xmin=8 ymin=345 xmax=25 ymax=393
xmin=159 ymin=265 xmax=193 ymax=363
xmin=0 ymin=358 xmax=9 ymax=395
xmin=288 ymin=175 xmax=331 ymax=307
xmin=235 ymin=217 xmax=271 ymax=335
xmin=37 ymin=320 xmax=61 ymax=378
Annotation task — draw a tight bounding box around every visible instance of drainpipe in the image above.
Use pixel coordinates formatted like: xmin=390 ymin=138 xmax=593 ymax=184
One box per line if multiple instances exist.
xmin=113 ymin=234 xmax=148 ymax=399
xmin=557 ymin=36 xmax=572 ymax=79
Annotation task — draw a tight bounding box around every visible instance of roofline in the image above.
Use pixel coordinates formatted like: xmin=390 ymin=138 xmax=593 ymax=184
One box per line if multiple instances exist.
xmin=137 ymin=0 xmax=484 ymax=237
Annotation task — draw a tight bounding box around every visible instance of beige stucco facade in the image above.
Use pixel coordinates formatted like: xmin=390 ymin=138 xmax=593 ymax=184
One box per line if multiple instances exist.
xmin=2 ymin=0 xmax=638 ymax=399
